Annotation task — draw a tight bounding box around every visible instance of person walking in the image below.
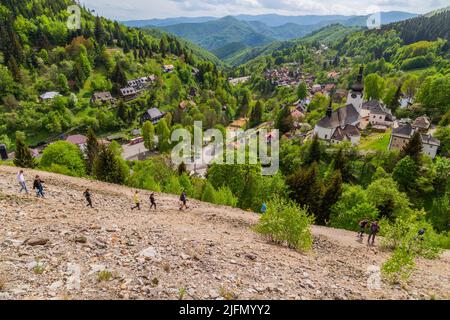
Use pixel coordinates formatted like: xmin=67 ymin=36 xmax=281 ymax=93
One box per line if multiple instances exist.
xmin=83 ymin=189 xmax=93 ymax=208
xmin=179 ymin=191 xmax=188 ymax=211
xmin=131 ymin=191 xmax=141 ymax=210
xmin=367 ymin=221 xmax=380 ymax=246
xmin=261 ymin=203 xmax=267 ymax=214
xmin=358 ymin=219 xmax=369 ymax=238
xmin=33 ymin=175 xmax=45 ymax=198
xmin=149 ymin=193 xmax=156 ymax=210
xmin=17 ymin=170 xmax=28 ymax=194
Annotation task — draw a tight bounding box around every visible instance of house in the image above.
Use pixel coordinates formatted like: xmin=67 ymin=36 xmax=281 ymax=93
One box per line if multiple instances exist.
xmin=65 ymin=134 xmax=88 ymax=152
xmin=323 ymin=83 xmax=336 ymax=94
xmin=91 ymin=91 xmax=115 ymax=105
xmin=163 ymin=65 xmax=174 ymax=73
xmin=312 ymin=84 xmax=322 ymax=93
xmin=120 ymin=87 xmax=138 ymax=100
xmin=388 ymin=124 xmax=440 ymax=159
xmin=360 ymin=100 xmax=394 ymax=130
xmin=228 ymin=76 xmax=250 ymax=86
xmin=227 ymin=118 xmax=248 ymax=132
xmin=127 ymin=75 xmax=155 ymax=90
xmin=179 ymin=100 xmax=196 ymax=111
xmin=330 ymin=124 xmax=361 ymax=146
xmin=39 ymin=91 xmax=61 ymax=102
xmin=141 ymin=108 xmax=165 ymax=125
xmin=412 ymin=115 xmax=431 ymax=132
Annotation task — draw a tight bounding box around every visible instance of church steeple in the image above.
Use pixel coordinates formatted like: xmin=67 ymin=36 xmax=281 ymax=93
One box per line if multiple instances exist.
xmin=326 ymin=96 xmax=333 ymax=118
xmin=351 ymin=65 xmax=364 ymax=93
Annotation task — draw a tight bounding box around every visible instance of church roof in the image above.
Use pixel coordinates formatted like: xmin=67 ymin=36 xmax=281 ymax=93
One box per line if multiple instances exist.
xmin=331 ymin=125 xmax=360 ymax=141
xmin=316 ymin=104 xmax=360 ymax=129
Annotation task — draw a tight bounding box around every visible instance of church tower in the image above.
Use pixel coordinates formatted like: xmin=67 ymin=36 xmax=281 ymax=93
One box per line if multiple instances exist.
xmin=347 ymin=66 xmax=364 ymax=113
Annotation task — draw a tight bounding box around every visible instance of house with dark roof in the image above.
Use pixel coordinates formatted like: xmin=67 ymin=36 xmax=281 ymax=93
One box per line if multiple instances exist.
xmin=120 ymin=87 xmax=138 ymax=100
xmin=388 ymin=123 xmax=440 ymax=159
xmin=360 ymin=100 xmax=394 ymax=130
xmin=140 ymin=108 xmax=165 ymax=125
xmin=330 ymin=125 xmax=361 ymax=145
xmin=412 ymin=115 xmax=431 ymax=132
xmin=91 ymin=91 xmax=115 ymax=105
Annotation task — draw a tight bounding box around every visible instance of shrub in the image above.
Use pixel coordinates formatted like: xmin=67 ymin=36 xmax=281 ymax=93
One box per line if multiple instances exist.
xmin=98 ymin=270 xmax=113 ymax=282
xmin=164 ymin=176 xmax=183 ymax=195
xmin=381 ymin=247 xmax=416 ymax=284
xmin=40 ymin=141 xmax=86 ymax=177
xmin=254 ymin=197 xmax=314 ymax=252
xmin=331 ymin=202 xmax=379 ymax=231
xmin=214 ymin=186 xmax=238 ymax=207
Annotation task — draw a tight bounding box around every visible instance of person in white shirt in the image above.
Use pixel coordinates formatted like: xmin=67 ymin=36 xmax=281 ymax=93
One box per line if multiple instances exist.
xmin=17 ymin=170 xmax=28 ymax=194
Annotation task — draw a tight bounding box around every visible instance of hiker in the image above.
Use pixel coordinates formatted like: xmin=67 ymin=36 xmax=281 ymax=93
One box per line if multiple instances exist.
xmin=149 ymin=193 xmax=156 ymax=210
xmin=33 ymin=175 xmax=45 ymax=198
xmin=131 ymin=191 xmax=141 ymax=210
xmin=261 ymin=203 xmax=267 ymax=214
xmin=17 ymin=170 xmax=28 ymax=194
xmin=367 ymin=221 xmax=380 ymax=246
xmin=358 ymin=219 xmax=369 ymax=238
xmin=179 ymin=191 xmax=188 ymax=211
xmin=83 ymin=189 xmax=93 ymax=208
xmin=415 ymin=228 xmax=426 ymax=241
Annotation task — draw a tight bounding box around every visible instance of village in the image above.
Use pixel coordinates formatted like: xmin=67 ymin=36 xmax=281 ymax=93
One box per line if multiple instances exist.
xmin=0 ymin=61 xmax=442 ymax=169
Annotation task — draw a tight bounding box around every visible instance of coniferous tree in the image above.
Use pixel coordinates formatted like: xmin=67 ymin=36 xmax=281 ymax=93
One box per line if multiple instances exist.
xmin=94 ymin=145 xmax=126 ymax=184
xmin=304 ymin=134 xmax=322 ymax=165
xmin=249 ymin=100 xmax=264 ymax=128
xmin=13 ymin=133 xmax=36 ymax=168
xmin=297 ymin=82 xmax=308 ymax=101
xmin=85 ymin=128 xmax=99 ymax=175
xmin=318 ymin=170 xmax=343 ymax=225
xmin=286 ymin=162 xmax=323 ymax=215
xmin=178 ymin=162 xmax=187 ymax=176
xmin=142 ymin=121 xmax=155 ymax=151
xmin=400 ymin=131 xmax=423 ymax=165
xmin=275 ymin=106 xmax=293 ymax=134
xmin=94 ymin=16 xmax=106 ymax=46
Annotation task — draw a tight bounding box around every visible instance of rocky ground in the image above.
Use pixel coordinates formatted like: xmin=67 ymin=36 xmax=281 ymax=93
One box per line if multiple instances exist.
xmin=0 ymin=165 xmax=449 ymax=300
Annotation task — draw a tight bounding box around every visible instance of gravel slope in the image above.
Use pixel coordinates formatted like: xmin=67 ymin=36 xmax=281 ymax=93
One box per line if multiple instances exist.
xmin=0 ymin=165 xmax=449 ymax=300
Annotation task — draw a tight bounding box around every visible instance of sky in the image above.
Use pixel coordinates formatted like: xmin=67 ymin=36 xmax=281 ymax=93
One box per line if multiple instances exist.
xmin=80 ymin=0 xmax=450 ymax=20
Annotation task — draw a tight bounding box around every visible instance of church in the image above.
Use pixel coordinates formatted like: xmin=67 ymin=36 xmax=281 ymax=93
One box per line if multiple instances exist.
xmin=313 ymin=66 xmax=394 ymax=146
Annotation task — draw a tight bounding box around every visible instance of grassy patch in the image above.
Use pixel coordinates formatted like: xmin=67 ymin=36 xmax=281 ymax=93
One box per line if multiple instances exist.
xmin=97 ymin=270 xmax=113 ymax=282
xmin=359 ymin=129 xmax=392 ymax=152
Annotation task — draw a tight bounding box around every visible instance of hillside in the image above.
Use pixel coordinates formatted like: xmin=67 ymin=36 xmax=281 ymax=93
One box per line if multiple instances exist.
xmin=158 ymin=16 xmax=275 ymax=55
xmin=0 ymin=165 xmax=449 ymax=300
xmin=383 ymin=8 xmax=450 ymax=44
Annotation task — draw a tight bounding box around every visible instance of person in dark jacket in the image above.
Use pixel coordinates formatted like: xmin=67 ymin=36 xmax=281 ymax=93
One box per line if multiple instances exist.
xmin=149 ymin=193 xmax=156 ymax=210
xmin=367 ymin=221 xmax=380 ymax=246
xmin=83 ymin=189 xmax=93 ymax=208
xmin=33 ymin=175 xmax=45 ymax=198
xmin=179 ymin=191 xmax=188 ymax=211
xmin=358 ymin=219 xmax=369 ymax=238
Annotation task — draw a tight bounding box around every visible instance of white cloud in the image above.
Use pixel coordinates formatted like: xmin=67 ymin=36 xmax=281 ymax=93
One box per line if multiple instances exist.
xmin=81 ymin=0 xmax=450 ymax=20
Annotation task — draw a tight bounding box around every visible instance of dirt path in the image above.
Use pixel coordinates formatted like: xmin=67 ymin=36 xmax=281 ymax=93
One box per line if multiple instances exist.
xmin=0 ymin=165 xmax=449 ymax=300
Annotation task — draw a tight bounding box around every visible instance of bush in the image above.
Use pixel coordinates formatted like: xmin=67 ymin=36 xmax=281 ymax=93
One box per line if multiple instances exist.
xmin=40 ymin=141 xmax=86 ymax=177
xmin=331 ymin=202 xmax=379 ymax=231
xmin=164 ymin=176 xmax=183 ymax=195
xmin=254 ymin=197 xmax=314 ymax=252
xmin=381 ymin=247 xmax=416 ymax=284
xmin=214 ymin=186 xmax=238 ymax=207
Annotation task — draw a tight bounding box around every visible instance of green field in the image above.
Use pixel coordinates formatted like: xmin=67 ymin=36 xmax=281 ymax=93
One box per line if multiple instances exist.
xmin=358 ymin=129 xmax=392 ymax=152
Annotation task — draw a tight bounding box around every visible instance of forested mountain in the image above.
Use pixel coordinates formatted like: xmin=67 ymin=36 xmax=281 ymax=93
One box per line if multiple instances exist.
xmin=124 ymin=11 xmax=416 ymax=28
xmin=158 ymin=16 xmax=275 ymax=54
xmin=383 ymin=8 xmax=450 ymax=44
xmin=143 ymin=12 xmax=416 ymax=64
